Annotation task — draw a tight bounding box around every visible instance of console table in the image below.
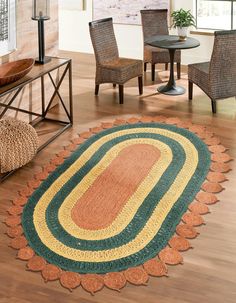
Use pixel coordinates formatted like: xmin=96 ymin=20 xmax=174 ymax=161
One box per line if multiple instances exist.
xmin=0 ymin=57 xmax=73 ymax=181
xmin=0 ymin=57 xmax=73 ymax=150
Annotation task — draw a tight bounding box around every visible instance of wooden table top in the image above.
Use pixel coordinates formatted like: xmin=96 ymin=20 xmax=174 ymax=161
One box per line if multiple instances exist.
xmin=0 ymin=57 xmax=70 ymax=97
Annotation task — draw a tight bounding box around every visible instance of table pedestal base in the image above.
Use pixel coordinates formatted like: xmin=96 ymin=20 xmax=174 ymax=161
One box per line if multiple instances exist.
xmin=157 ymin=85 xmax=186 ymax=96
xmin=157 ymin=48 xmax=186 ymax=96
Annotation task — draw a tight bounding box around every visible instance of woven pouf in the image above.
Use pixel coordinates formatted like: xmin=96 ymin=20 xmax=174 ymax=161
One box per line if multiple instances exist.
xmin=0 ymin=118 xmax=39 ymax=173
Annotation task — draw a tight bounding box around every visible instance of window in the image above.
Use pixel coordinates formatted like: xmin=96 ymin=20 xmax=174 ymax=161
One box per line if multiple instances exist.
xmin=0 ymin=0 xmax=16 ymax=56
xmin=0 ymin=0 xmax=8 ymax=42
xmin=196 ymin=0 xmax=236 ymax=30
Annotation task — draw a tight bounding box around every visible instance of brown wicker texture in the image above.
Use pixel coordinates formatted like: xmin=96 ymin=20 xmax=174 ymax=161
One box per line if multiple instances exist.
xmin=188 ymin=30 xmax=236 ymax=113
xmin=0 ymin=118 xmax=38 ymax=173
xmin=89 ymin=18 xmax=143 ymax=104
xmin=140 ymin=9 xmax=181 ymax=81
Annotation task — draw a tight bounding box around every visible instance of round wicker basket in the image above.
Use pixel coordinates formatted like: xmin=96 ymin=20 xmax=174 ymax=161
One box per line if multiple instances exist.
xmin=0 ymin=118 xmax=39 ymax=173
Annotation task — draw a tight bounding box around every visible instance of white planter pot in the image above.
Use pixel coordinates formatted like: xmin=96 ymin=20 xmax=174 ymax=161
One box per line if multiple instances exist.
xmin=177 ymin=27 xmax=188 ymax=41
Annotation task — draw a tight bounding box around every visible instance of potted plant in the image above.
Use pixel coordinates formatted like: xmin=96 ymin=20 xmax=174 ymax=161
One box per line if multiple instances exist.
xmin=171 ymin=9 xmax=196 ymax=41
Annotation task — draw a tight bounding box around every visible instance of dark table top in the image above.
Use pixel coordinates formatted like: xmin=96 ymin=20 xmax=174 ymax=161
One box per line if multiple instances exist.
xmin=145 ymin=35 xmax=200 ymax=50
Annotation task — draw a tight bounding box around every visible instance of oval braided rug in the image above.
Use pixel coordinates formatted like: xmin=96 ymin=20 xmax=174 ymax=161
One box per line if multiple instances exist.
xmin=5 ymin=116 xmax=232 ymax=294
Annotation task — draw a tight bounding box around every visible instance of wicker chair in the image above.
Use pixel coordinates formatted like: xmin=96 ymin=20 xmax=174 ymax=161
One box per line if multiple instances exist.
xmin=188 ymin=30 xmax=236 ymax=114
xmin=141 ymin=9 xmax=181 ymax=82
xmin=89 ymin=18 xmax=143 ymax=104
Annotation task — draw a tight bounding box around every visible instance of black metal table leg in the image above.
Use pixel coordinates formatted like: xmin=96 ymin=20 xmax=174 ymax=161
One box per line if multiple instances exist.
xmin=41 ymin=75 xmax=45 ymax=117
xmin=68 ymin=60 xmax=73 ymax=124
xmin=157 ymin=49 xmax=186 ymax=96
xmin=36 ymin=61 xmax=73 ymax=150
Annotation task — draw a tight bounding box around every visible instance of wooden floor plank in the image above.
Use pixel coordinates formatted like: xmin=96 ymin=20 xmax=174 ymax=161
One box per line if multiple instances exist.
xmin=0 ymin=51 xmax=236 ymax=303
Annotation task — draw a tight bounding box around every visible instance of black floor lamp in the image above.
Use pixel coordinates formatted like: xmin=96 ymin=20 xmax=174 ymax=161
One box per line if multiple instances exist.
xmin=32 ymin=0 xmax=51 ymax=64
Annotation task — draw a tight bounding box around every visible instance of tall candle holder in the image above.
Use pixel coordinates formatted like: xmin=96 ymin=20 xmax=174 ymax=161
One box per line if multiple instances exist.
xmin=32 ymin=0 xmax=51 ymax=64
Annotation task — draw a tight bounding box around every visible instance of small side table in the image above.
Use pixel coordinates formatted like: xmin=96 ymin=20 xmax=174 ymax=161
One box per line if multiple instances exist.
xmin=146 ymin=35 xmax=200 ymax=95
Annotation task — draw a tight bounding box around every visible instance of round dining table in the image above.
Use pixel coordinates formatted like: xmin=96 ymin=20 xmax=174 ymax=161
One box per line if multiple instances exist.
xmin=146 ymin=35 xmax=200 ymax=95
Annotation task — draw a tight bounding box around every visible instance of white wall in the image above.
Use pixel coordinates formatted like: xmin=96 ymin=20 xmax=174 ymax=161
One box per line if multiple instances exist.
xmin=59 ymin=0 xmax=215 ymax=64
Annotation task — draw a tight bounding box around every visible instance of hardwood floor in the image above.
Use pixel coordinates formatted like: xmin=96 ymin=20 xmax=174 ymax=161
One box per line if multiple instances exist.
xmin=0 ymin=51 xmax=236 ymax=303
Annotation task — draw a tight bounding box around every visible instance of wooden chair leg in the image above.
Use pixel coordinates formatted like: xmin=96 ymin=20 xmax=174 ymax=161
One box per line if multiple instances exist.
xmin=144 ymin=62 xmax=147 ymax=72
xmin=151 ymin=64 xmax=155 ymax=82
xmin=188 ymin=81 xmax=193 ymax=100
xmin=113 ymin=84 xmax=116 ymax=88
xmin=95 ymin=84 xmax=99 ymax=95
xmin=138 ymin=76 xmax=143 ymax=95
xmin=119 ymin=85 xmax=124 ymax=104
xmin=211 ymin=99 xmax=217 ymax=114
xmin=177 ymin=62 xmax=181 ymax=79
xmin=165 ymin=63 xmax=168 ymax=71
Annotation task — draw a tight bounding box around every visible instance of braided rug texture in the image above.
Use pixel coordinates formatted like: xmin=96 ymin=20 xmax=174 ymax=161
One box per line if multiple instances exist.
xmin=5 ymin=116 xmax=232 ymax=295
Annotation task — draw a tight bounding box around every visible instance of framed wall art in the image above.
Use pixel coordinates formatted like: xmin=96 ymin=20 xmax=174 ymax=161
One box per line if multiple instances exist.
xmin=0 ymin=0 xmax=16 ymax=56
xmin=93 ymin=0 xmax=170 ymax=25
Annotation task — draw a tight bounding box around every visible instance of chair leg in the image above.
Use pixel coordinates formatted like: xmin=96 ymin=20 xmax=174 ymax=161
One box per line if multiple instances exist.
xmin=95 ymin=84 xmax=99 ymax=95
xmin=151 ymin=64 xmax=155 ymax=82
xmin=113 ymin=84 xmax=116 ymax=88
xmin=119 ymin=85 xmax=124 ymax=104
xmin=177 ymin=62 xmax=181 ymax=79
xmin=165 ymin=63 xmax=168 ymax=71
xmin=144 ymin=62 xmax=147 ymax=72
xmin=211 ymin=99 xmax=217 ymax=114
xmin=188 ymin=81 xmax=193 ymax=100
xmin=138 ymin=76 xmax=143 ymax=95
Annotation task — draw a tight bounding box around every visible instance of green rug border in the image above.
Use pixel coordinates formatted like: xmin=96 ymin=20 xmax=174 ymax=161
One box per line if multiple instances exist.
xmin=45 ymin=133 xmax=184 ymax=249
xmin=22 ymin=123 xmax=211 ymax=274
xmin=24 ymin=133 xmax=184 ymax=249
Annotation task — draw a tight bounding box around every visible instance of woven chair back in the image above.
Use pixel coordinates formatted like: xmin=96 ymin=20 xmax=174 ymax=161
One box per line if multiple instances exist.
xmin=89 ymin=18 xmax=119 ymax=65
xmin=209 ymin=30 xmax=236 ymax=99
xmin=141 ymin=9 xmax=169 ymax=41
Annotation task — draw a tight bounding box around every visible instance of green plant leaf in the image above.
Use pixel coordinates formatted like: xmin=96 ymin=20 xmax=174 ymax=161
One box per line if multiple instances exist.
xmin=171 ymin=8 xmax=196 ymax=28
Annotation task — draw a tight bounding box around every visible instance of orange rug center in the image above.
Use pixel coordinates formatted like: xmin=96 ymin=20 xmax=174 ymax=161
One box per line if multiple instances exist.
xmin=71 ymin=144 xmax=161 ymax=230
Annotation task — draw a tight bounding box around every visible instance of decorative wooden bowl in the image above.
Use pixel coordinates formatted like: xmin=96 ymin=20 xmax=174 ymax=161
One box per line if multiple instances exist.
xmin=0 ymin=58 xmax=35 ymax=87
